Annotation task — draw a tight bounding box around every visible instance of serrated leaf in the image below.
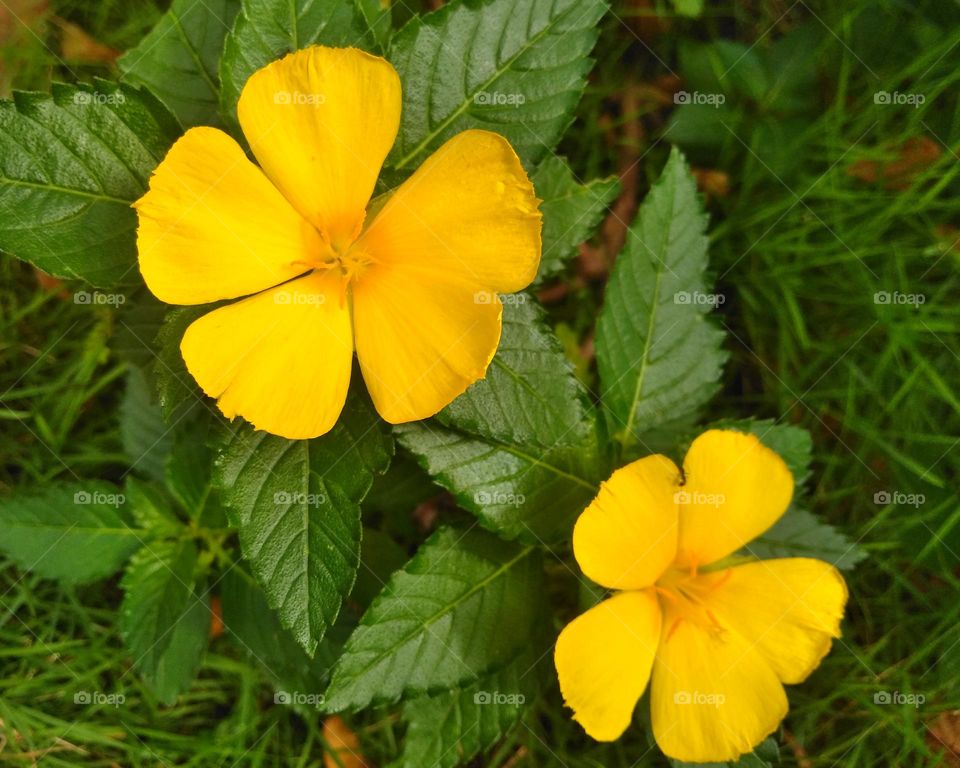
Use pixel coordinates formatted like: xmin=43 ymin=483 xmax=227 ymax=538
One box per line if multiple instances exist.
xmin=324 ymin=527 xmax=542 ymax=711
xmin=438 ymin=299 xmax=595 ymax=450
xmin=124 ymin=476 xmax=183 ymax=536
xmin=397 ymin=300 xmax=600 ymax=543
xmin=119 ymin=0 xmax=240 ymax=128
xmin=749 ymin=508 xmax=866 ymax=571
xmin=532 ymin=155 xmax=619 ymax=283
xmin=595 ymin=147 xmax=727 ymax=446
xmin=400 ymin=640 xmax=545 ymax=768
xmin=219 ymin=0 xmax=371 ymax=124
xmin=386 ymin=0 xmax=607 ymax=171
xmin=0 ymin=81 xmax=179 ymax=287
xmin=120 ymin=367 xmax=172 ymax=483
xmin=0 ymin=482 xmax=142 ymax=583
xmin=121 ymin=539 xmax=199 ymax=680
xmin=215 ymin=387 xmax=392 ymax=654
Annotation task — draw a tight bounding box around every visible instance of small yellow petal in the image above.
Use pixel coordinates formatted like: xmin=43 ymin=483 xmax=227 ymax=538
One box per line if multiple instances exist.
xmin=352 ymin=268 xmax=502 ymax=424
xmin=354 ymin=129 xmax=541 ymax=293
xmin=238 ymin=46 xmax=401 ymax=248
xmin=650 ymin=599 xmax=787 ymax=762
xmin=135 ymin=127 xmax=321 ymax=305
xmin=690 ymin=558 xmax=848 ymax=684
xmin=555 ymin=590 xmax=661 ymax=742
xmin=573 ymin=455 xmax=681 ymax=590
xmin=181 ymin=271 xmax=352 ymax=440
xmin=676 ymin=430 xmax=794 ymax=567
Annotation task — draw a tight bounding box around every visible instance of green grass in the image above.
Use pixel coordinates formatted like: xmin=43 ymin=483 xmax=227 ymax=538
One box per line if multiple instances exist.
xmin=2 ymin=0 xmax=960 ymax=765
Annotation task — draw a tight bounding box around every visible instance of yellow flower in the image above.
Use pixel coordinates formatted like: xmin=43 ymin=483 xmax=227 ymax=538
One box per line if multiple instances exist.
xmin=134 ymin=46 xmax=541 ymax=440
xmin=554 ymin=429 xmax=848 ymax=762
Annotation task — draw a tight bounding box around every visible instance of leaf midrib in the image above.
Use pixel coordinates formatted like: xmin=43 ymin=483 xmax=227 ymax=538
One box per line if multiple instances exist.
xmin=334 ymin=544 xmax=534 ymax=693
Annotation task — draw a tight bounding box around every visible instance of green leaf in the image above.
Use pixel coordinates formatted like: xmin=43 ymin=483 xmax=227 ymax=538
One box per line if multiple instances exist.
xmin=120 ymin=539 xmax=200 ymax=682
xmin=0 ymin=482 xmax=142 ymax=583
xmin=670 ymin=736 xmax=780 ymax=768
xmin=400 ymin=640 xmax=545 ymax=768
xmin=533 ymin=155 xmax=619 ymax=283
xmin=386 ymin=0 xmax=607 ymax=171
xmin=750 ymin=508 xmax=867 ymax=571
xmin=397 ymin=300 xmax=600 ymax=543
xmin=215 ymin=387 xmax=392 ymax=654
xmin=324 ymin=527 xmax=542 ymax=711
xmin=220 ymin=566 xmax=340 ymax=694
xmin=0 ymin=81 xmax=179 ymax=287
xmin=595 ymin=147 xmax=727 ymax=447
xmin=670 ymin=0 xmax=704 ymax=17
xmin=350 ymin=528 xmax=408 ymax=607
xmin=219 ymin=0 xmax=371 ymax=124
xmin=148 ymin=590 xmax=210 ymax=705
xmin=118 ymin=0 xmax=241 ymax=128
xmin=120 ymin=367 xmax=172 ymax=483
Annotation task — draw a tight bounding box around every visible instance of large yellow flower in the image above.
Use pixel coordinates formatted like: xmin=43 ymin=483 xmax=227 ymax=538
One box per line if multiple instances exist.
xmin=134 ymin=46 xmax=541 ymax=440
xmin=555 ymin=429 xmax=848 ymax=762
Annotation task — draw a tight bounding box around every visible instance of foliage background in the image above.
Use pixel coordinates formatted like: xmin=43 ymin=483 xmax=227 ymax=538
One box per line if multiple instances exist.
xmin=1 ymin=0 xmax=959 ymax=765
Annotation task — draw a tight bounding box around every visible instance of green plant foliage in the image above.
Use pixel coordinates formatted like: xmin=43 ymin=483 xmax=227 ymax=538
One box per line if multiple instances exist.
xmin=214 ymin=386 xmax=392 ymax=654
xmin=0 ymin=81 xmax=179 ymax=286
xmin=324 ymin=527 xmax=542 ymax=711
xmin=386 ymin=0 xmax=608 ymax=171
xmin=119 ymin=0 xmax=241 ymax=128
xmin=0 ymin=483 xmax=142 ymax=583
xmin=595 ymin=147 xmax=727 ymax=448
xmin=398 ymin=300 xmax=600 ymax=543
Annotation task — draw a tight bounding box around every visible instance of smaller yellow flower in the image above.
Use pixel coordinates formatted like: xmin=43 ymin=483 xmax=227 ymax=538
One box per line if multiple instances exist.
xmin=554 ymin=429 xmax=848 ymax=763
xmin=134 ymin=46 xmax=541 ymax=440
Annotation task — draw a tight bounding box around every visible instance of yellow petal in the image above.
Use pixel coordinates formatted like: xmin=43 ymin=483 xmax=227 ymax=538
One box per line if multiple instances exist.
xmin=689 ymin=558 xmax=847 ymax=684
xmin=352 ymin=268 xmax=502 ymax=424
xmin=237 ymin=46 xmax=400 ymax=248
xmin=676 ymin=430 xmax=794 ymax=568
xmin=135 ymin=127 xmax=321 ymax=305
xmin=181 ymin=271 xmax=352 ymax=439
xmin=354 ymin=129 xmax=541 ymax=293
xmin=650 ymin=599 xmax=787 ymax=762
xmin=573 ymin=455 xmax=681 ymax=590
xmin=555 ymin=590 xmax=661 ymax=742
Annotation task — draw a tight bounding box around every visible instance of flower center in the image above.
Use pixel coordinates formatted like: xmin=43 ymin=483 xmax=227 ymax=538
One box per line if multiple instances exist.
xmin=654 ymin=561 xmax=732 ymax=641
